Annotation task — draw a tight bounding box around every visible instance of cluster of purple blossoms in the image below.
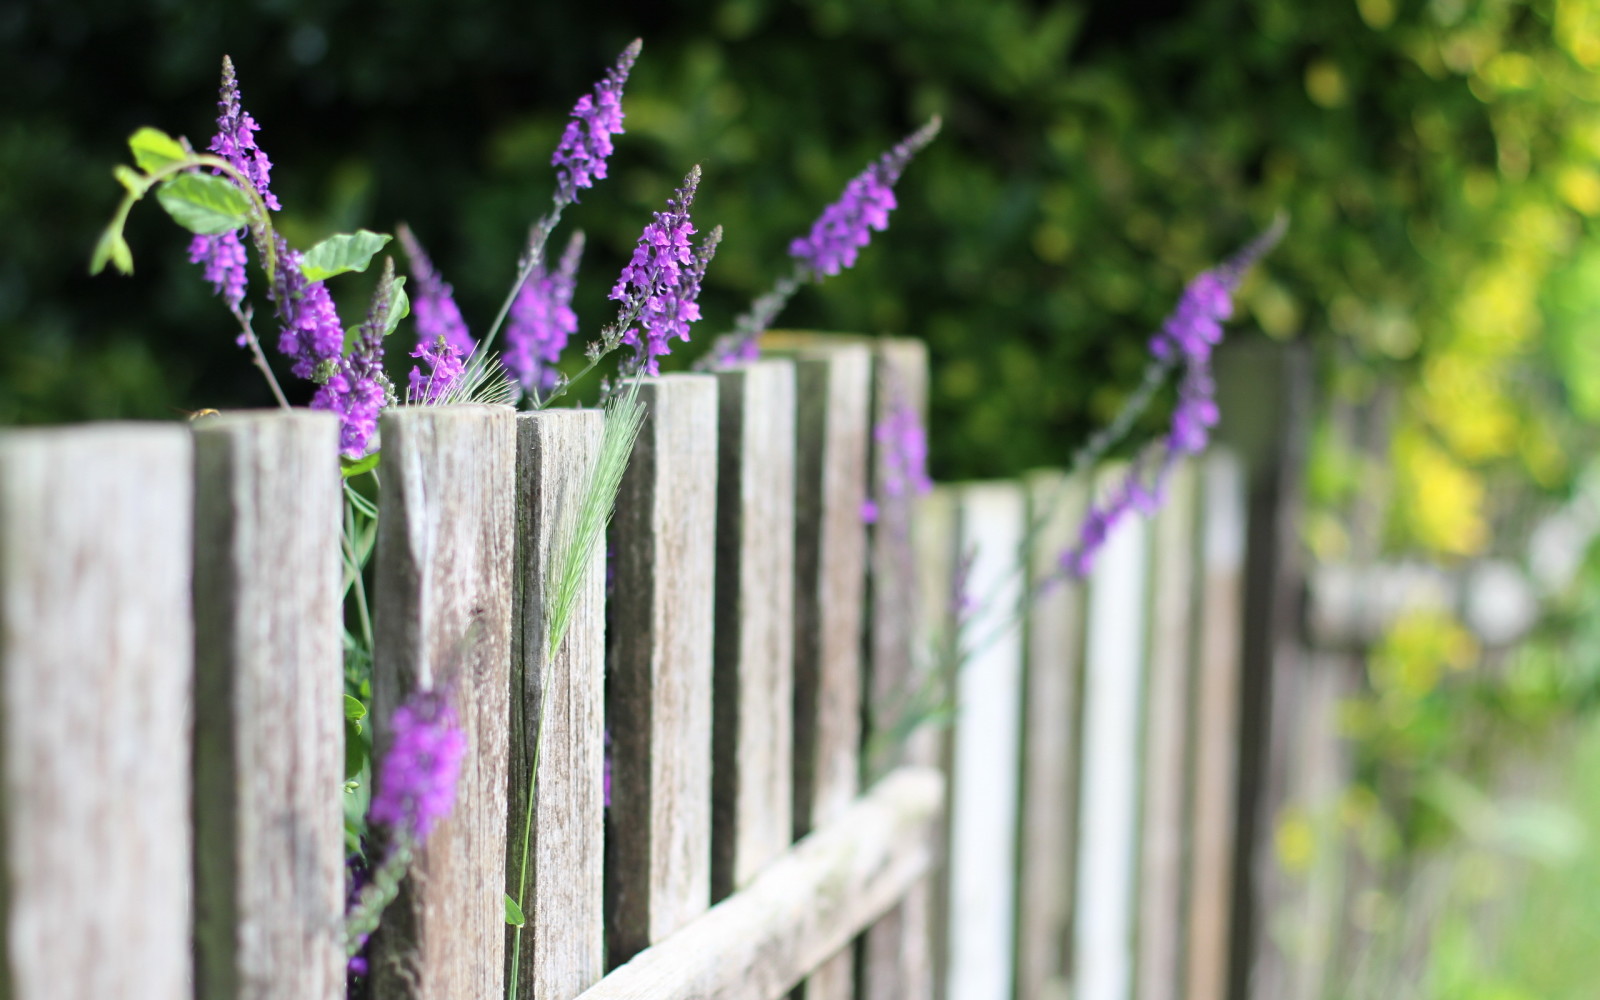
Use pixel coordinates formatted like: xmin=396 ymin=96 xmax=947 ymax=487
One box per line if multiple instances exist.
xmin=552 ymin=40 xmax=640 ymax=204
xmin=611 ymin=168 xmax=720 ymax=376
xmin=863 ymin=395 xmax=933 ymax=524
xmin=408 ymin=335 xmax=467 ymax=404
xmin=369 ymin=689 xmax=468 ymax=844
xmin=270 ymin=237 xmax=345 ymax=382
xmin=504 ymin=232 xmax=584 ymax=394
xmin=789 ymin=117 xmax=941 ymax=279
xmin=398 ymin=225 xmax=475 ymax=358
xmin=315 ymin=270 xmax=397 ymax=459
xmin=188 ymin=55 xmax=278 ymax=314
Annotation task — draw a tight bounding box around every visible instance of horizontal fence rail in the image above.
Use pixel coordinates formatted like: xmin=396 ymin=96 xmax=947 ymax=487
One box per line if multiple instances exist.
xmin=0 ymin=335 xmax=1257 ymax=1000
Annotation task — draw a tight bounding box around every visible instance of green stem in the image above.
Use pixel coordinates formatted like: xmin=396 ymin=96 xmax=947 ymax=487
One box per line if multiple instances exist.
xmin=480 ymin=201 xmax=571 ymax=358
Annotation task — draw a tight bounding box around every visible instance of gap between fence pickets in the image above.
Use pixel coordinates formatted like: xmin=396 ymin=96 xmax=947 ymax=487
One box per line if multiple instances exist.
xmin=574 ymin=766 xmax=944 ymax=1000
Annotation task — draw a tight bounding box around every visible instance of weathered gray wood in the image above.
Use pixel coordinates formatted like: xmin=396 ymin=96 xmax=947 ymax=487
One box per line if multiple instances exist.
xmin=372 ymin=404 xmax=516 ymax=1000
xmin=1136 ymin=461 xmax=1199 ymax=1000
xmin=711 ymin=362 xmax=796 ymax=901
xmin=944 ymin=483 xmax=1027 ymax=1000
xmin=860 ymin=339 xmax=934 ymax=1000
xmin=608 ymin=375 xmax=719 ymax=965
xmin=577 ymin=766 xmax=945 ymax=1000
xmin=1014 ymin=470 xmax=1090 ymax=1000
xmin=192 ymin=412 xmax=344 ymax=1000
xmin=0 ymin=426 xmax=193 ymax=1000
xmin=508 ymin=409 xmax=607 ymax=1000
xmin=1075 ymin=465 xmax=1152 ymax=1000
xmin=788 ymin=345 xmax=872 ymax=1000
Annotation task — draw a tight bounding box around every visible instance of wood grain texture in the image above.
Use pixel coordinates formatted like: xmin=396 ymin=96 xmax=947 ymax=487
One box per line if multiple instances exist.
xmin=371 ymin=404 xmax=516 ymax=1000
xmin=1074 ymin=465 xmax=1151 ymax=1000
xmin=577 ymin=766 xmax=944 ymax=1000
xmin=508 ymin=409 xmax=606 ymax=1000
xmin=0 ymin=426 xmax=193 ymax=1000
xmin=608 ymin=375 xmax=719 ymax=965
xmin=1136 ymin=461 xmax=1199 ymax=1000
xmin=787 ymin=345 xmax=872 ymax=1000
xmin=944 ymin=483 xmax=1027 ymax=1000
xmin=711 ymin=362 xmax=796 ymax=901
xmin=192 ymin=412 xmax=344 ymax=1000
xmin=1014 ymin=470 xmax=1090 ymax=1000
xmin=859 ymin=338 xmax=934 ymax=1000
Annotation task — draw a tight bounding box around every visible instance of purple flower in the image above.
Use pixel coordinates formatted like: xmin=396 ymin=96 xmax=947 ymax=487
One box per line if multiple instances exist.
xmin=209 ymin=55 xmax=280 ymax=211
xmin=398 ymin=224 xmax=475 ymax=359
xmin=313 ymin=364 xmax=387 ymax=458
xmin=188 ymin=229 xmax=249 ymax=313
xmin=370 ymin=689 xmax=467 ymax=844
xmin=504 ymin=231 xmax=584 ymax=394
xmin=408 ymin=335 xmax=467 ymax=404
xmin=1168 ymin=364 xmax=1219 ymax=455
xmin=553 ymin=40 xmax=641 ymax=204
xmin=1148 ymin=271 xmax=1233 ymax=364
xmin=789 ymin=116 xmax=940 ymax=279
xmin=610 ymin=168 xmax=721 ymax=376
xmin=270 ymin=237 xmax=345 ymax=382
xmin=864 ymin=394 xmax=933 ymax=523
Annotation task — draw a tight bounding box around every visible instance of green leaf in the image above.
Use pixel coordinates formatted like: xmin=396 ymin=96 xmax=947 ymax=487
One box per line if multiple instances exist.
xmin=155 ymin=173 xmax=251 ymax=235
xmin=90 ymin=225 xmax=134 ymax=276
xmin=128 ymin=127 xmax=188 ymax=173
xmin=344 ymin=718 xmax=368 ymax=780
xmin=341 ymin=453 xmax=381 ymax=479
xmin=114 ymin=165 xmax=150 ymax=196
xmin=300 ymin=231 xmax=392 ymax=283
xmin=344 ymin=694 xmax=367 ymax=722
xmin=383 ymin=276 xmax=410 ymax=338
xmin=504 ymin=894 xmax=526 ymax=928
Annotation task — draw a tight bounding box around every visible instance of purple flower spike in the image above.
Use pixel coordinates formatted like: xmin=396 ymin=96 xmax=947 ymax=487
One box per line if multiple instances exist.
xmin=505 ymin=231 xmax=584 ymax=393
xmin=398 ymin=224 xmax=475 ymax=359
xmin=269 ymin=237 xmax=344 ymax=382
xmin=610 ymin=168 xmax=721 ymax=376
xmin=210 ymin=56 xmax=280 ymax=211
xmin=188 ymin=230 xmax=249 ymax=313
xmin=408 ymin=334 xmax=467 ymax=404
xmin=370 ymin=689 xmax=467 ymax=844
xmin=789 ymin=116 xmax=941 ymax=279
xmin=553 ymin=39 xmax=641 ymax=204
xmin=865 ymin=394 xmax=933 ymax=523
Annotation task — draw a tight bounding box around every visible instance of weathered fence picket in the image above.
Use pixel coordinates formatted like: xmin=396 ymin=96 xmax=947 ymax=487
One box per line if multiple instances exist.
xmin=192 ymin=411 xmax=344 ymax=1000
xmin=0 ymin=335 xmax=1277 ymax=1000
xmin=371 ymin=404 xmax=517 ymax=1000
xmin=710 ymin=361 xmax=796 ymax=902
xmin=508 ymin=409 xmax=607 ymax=1000
xmin=0 ymin=426 xmax=194 ymax=1000
xmin=607 ymin=375 xmax=719 ymax=964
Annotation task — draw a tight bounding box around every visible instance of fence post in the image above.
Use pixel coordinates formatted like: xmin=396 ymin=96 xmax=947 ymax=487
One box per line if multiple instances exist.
xmin=860 ymin=338 xmax=935 ymax=1000
xmin=1136 ymin=460 xmax=1200 ymax=1000
xmin=608 ymin=375 xmax=719 ymax=965
xmin=1014 ymin=470 xmax=1090 ymax=1000
xmin=0 ymin=426 xmax=193 ymax=1000
xmin=788 ymin=344 xmax=872 ymax=1000
xmin=1074 ymin=464 xmax=1152 ymax=1000
xmin=370 ymin=404 xmax=517 ymax=1000
xmin=916 ymin=486 xmax=960 ymax=1000
xmin=192 ymin=411 xmax=344 ymax=1000
xmin=944 ymin=482 xmax=1027 ymax=1000
xmin=507 ymin=409 xmax=607 ymax=1000
xmin=711 ymin=361 xmax=797 ymax=901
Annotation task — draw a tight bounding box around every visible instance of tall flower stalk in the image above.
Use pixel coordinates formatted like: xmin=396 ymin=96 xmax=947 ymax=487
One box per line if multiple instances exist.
xmin=702 ymin=116 xmax=941 ymax=368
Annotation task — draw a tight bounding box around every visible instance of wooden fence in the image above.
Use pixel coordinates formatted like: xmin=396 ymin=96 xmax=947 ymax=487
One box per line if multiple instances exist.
xmin=0 ymin=335 xmax=1254 ymax=1000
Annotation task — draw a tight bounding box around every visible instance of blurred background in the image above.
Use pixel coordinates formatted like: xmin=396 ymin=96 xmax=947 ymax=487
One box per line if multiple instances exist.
xmin=5 ymin=0 xmax=1600 ymax=996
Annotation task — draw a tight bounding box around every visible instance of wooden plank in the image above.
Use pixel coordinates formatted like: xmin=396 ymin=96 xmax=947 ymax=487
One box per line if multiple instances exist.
xmin=608 ymin=375 xmax=719 ymax=965
xmin=507 ymin=409 xmax=607 ymax=1000
xmin=577 ymin=766 xmax=945 ymax=1000
xmin=1184 ymin=452 xmax=1246 ymax=1000
xmin=1136 ymin=461 xmax=1200 ymax=1000
xmin=860 ymin=338 xmax=934 ymax=1000
xmin=711 ymin=361 xmax=797 ymax=901
xmin=371 ymin=404 xmax=516 ymax=1000
xmin=944 ymin=482 xmax=1027 ymax=1000
xmin=1014 ymin=470 xmax=1091 ymax=1000
xmin=192 ymin=411 xmax=344 ymax=1000
xmin=915 ymin=487 xmax=960 ymax=1000
xmin=0 ymin=426 xmax=193 ymax=1000
xmin=1074 ymin=466 xmax=1152 ymax=1000
xmin=788 ymin=345 xmax=872 ymax=1000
